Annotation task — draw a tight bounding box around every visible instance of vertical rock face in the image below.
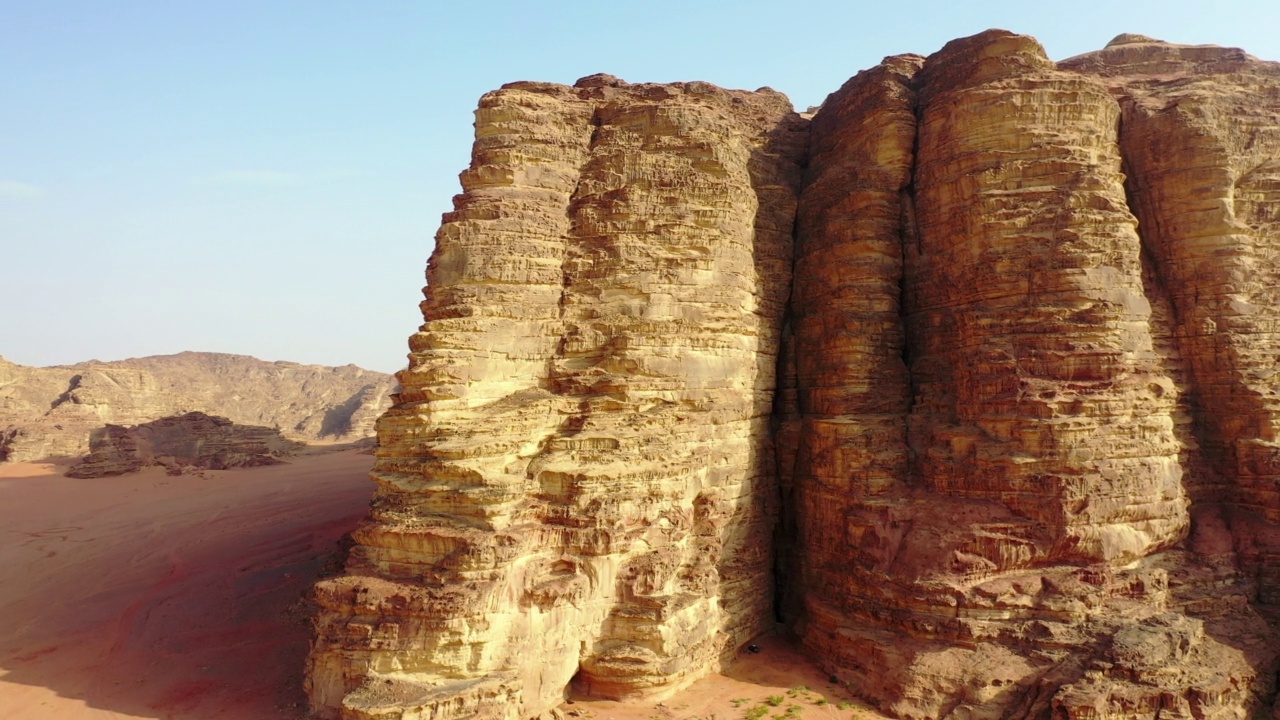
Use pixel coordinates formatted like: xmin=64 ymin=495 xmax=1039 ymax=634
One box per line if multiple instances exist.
xmin=785 ymin=31 xmax=1278 ymax=720
xmin=908 ymin=33 xmax=1186 ymax=565
xmin=308 ymin=77 xmax=806 ymax=719
xmin=1064 ymin=36 xmax=1280 ymax=522
xmin=785 ymin=54 xmax=919 ymax=633
xmin=311 ymin=30 xmax=1280 ymax=720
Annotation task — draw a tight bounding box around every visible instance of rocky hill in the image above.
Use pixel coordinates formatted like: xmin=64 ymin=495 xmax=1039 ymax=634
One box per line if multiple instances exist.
xmin=0 ymin=352 xmax=395 ymax=462
xmin=307 ymin=31 xmax=1280 ymax=720
xmin=66 ymin=411 xmax=306 ymax=478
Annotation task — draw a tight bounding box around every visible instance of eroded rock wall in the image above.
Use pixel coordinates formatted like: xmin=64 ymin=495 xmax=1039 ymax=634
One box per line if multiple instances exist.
xmin=308 ymin=76 xmax=806 ymax=720
xmin=310 ymin=30 xmax=1280 ymax=720
xmin=784 ymin=55 xmax=918 ymax=634
xmin=790 ymin=31 xmax=1279 ymax=720
xmin=907 ymin=32 xmax=1186 ymax=566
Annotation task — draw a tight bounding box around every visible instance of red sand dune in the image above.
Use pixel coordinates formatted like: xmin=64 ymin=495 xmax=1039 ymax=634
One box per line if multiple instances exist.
xmin=0 ymin=450 xmax=883 ymax=720
xmin=0 ymin=450 xmax=373 ymax=720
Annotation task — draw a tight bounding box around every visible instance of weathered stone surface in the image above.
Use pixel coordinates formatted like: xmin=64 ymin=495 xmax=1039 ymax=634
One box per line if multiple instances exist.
xmin=909 ymin=31 xmax=1187 ymax=565
xmin=783 ymin=53 xmax=920 ymax=630
xmin=308 ymin=77 xmax=806 ymax=719
xmin=310 ymin=30 xmax=1280 ymax=720
xmin=65 ymin=411 xmax=305 ymax=477
xmin=1065 ymin=34 xmax=1280 ymax=718
xmin=0 ymin=352 xmax=395 ymax=462
xmin=787 ymin=31 xmax=1278 ymax=720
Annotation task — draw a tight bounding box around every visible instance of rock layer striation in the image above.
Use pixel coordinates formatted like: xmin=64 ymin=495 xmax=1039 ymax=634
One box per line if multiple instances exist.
xmin=309 ymin=76 xmax=806 ymax=719
xmin=789 ymin=32 xmax=1277 ymax=720
xmin=310 ymin=31 xmax=1280 ymax=720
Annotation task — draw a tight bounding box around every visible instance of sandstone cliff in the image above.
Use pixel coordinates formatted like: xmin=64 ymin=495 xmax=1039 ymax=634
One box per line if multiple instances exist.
xmin=309 ymin=31 xmax=1280 ymax=720
xmin=309 ymin=74 xmax=806 ymax=719
xmin=66 ymin=411 xmax=305 ymax=477
xmin=790 ymin=32 xmax=1277 ymax=720
xmin=0 ymin=352 xmax=395 ymax=462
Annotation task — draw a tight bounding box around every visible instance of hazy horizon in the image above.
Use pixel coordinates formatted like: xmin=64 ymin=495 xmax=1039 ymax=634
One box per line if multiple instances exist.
xmin=0 ymin=348 xmax=398 ymax=373
xmin=4 ymin=1 xmax=1279 ymax=374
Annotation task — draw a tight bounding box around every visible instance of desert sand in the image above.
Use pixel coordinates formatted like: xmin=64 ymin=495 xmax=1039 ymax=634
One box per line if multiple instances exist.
xmin=563 ymin=636 xmax=886 ymax=720
xmin=0 ymin=449 xmax=881 ymax=720
xmin=0 ymin=449 xmax=372 ymax=719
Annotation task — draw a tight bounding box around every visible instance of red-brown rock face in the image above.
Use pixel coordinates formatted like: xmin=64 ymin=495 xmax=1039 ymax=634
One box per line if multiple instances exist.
xmin=309 ymin=31 xmax=1280 ymax=720
xmin=788 ymin=31 xmax=1277 ymax=720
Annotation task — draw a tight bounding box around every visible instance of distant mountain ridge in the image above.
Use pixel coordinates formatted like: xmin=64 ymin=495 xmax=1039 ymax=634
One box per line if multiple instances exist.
xmin=0 ymin=351 xmax=396 ymax=462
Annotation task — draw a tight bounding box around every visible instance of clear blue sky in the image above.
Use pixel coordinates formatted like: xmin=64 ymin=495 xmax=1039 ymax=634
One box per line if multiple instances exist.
xmin=3 ymin=1 xmax=1277 ymax=373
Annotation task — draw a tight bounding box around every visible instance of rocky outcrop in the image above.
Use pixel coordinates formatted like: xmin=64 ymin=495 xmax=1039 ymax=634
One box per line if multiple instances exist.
xmin=65 ymin=412 xmax=305 ymax=477
xmin=308 ymin=75 xmax=806 ymax=720
xmin=0 ymin=352 xmax=395 ymax=462
xmin=309 ymin=31 xmax=1280 ymax=720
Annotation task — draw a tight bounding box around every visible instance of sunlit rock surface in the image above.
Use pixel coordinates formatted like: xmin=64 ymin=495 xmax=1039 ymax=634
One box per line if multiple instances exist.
xmin=308 ymin=76 xmax=807 ymax=719
xmin=309 ymin=31 xmax=1280 ymax=720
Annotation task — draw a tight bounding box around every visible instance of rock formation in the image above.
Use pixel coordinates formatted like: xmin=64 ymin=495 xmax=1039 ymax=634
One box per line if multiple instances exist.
xmin=66 ymin=411 xmax=305 ymax=478
xmin=0 ymin=352 xmax=395 ymax=462
xmin=791 ymin=32 xmax=1277 ymax=720
xmin=309 ymin=31 xmax=1280 ymax=720
xmin=308 ymin=74 xmax=807 ymax=719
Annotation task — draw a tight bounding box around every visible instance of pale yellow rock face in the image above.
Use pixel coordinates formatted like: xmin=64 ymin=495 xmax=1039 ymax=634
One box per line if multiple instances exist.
xmin=307 ymin=76 xmax=806 ymax=720
xmin=310 ymin=31 xmax=1280 ymax=720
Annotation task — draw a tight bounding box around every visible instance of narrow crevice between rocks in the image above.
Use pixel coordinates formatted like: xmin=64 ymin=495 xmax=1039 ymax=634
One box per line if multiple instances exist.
xmin=770 ymin=317 xmax=797 ymax=626
xmin=769 ymin=328 xmax=797 ymax=625
xmin=768 ymin=111 xmax=811 ymax=629
xmin=546 ymin=105 xmax=605 ymax=394
xmin=898 ymin=87 xmax=925 ymax=485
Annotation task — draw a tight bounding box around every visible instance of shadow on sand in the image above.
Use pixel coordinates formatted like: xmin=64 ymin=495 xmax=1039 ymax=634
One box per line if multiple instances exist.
xmin=0 ymin=456 xmax=372 ymax=719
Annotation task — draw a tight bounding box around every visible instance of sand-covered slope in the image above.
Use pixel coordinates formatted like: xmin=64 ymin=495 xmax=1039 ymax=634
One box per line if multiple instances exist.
xmin=0 ymin=450 xmax=374 ymax=720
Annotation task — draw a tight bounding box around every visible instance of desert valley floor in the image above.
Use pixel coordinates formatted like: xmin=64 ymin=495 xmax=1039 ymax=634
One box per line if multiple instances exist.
xmin=0 ymin=449 xmax=879 ymax=720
